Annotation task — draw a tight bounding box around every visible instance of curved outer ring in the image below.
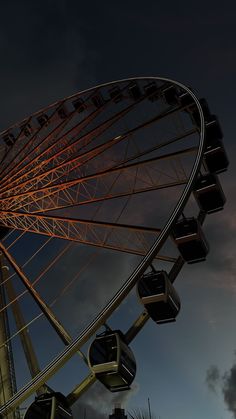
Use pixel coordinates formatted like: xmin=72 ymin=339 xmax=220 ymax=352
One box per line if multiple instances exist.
xmin=0 ymin=76 xmax=206 ymax=415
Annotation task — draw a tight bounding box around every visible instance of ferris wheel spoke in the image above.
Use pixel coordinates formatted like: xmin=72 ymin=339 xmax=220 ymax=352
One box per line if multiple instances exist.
xmin=0 ymin=123 xmax=196 ymax=211
xmin=2 ymin=119 xmax=196 ymax=212
xmin=0 ymin=243 xmax=79 ymax=351
xmin=0 ymin=249 xmax=96 ymax=350
xmin=0 ymin=211 xmax=162 ymax=257
xmin=1 ymin=114 xmax=69 ymax=180
xmin=0 ymin=249 xmax=90 ymax=375
xmin=0 ymin=98 xmax=184 ymax=200
xmin=0 ymin=84 xmax=107 ymax=180
xmin=0 ymin=108 xmax=138 ymax=197
xmin=6 ymin=230 xmax=28 ymax=250
xmin=0 ymin=81 xmax=137 ymax=192
xmin=1 ymin=237 xmax=53 ymax=288
xmin=11 ymin=180 xmax=186 ymax=215
xmin=0 ymin=127 xmax=130 ymax=199
xmin=0 ymin=260 xmax=42 ymax=384
xmin=0 ymin=250 xmax=98 ymax=354
xmin=2 ymin=146 xmax=194 ymax=213
xmin=0 ymin=244 xmax=71 ymax=344
xmin=0 ymin=106 xmax=102 ymax=192
xmin=0 ymin=103 xmax=67 ymax=179
xmin=112 ymin=126 xmax=197 ymax=169
xmin=0 ymin=210 xmax=177 ymax=261
xmin=0 ymin=241 xmax=73 ymax=315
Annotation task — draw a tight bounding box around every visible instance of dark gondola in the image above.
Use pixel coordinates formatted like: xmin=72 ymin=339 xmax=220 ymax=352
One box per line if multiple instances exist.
xmin=137 ymin=270 xmax=181 ymax=324
xmin=128 ymin=82 xmax=142 ymax=101
xmin=144 ymin=81 xmax=159 ymax=102
xmin=3 ymin=132 xmax=16 ymax=147
xmin=72 ymin=98 xmax=86 ymax=113
xmin=162 ymin=85 xmax=179 ymax=106
xmin=172 ymin=217 xmax=209 ymax=263
xmin=88 ymin=330 xmax=136 ymax=392
xmin=184 ymin=98 xmax=211 ymax=127
xmin=203 ymin=138 xmax=229 ymax=174
xmin=162 ymin=85 xmax=196 ymax=109
xmin=108 ymin=86 xmax=123 ymax=103
xmin=176 ymin=94 xmax=212 ymax=129
xmin=176 ymin=99 xmax=229 ymax=173
xmin=58 ymin=105 xmax=68 ymax=120
xmin=24 ymin=392 xmax=72 ymax=419
xmin=194 ymin=173 xmax=226 ymax=214
xmin=20 ymin=122 xmax=32 ymax=137
xmin=37 ymin=113 xmax=49 ymax=127
xmin=203 ymin=116 xmax=229 ymax=173
xmin=91 ymin=93 xmax=105 ymax=108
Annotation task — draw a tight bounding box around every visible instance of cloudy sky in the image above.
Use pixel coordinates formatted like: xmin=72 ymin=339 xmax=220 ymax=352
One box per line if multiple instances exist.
xmin=0 ymin=1 xmax=235 ymax=419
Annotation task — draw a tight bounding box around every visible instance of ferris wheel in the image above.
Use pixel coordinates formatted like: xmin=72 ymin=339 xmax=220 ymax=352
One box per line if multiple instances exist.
xmin=0 ymin=77 xmax=228 ymax=418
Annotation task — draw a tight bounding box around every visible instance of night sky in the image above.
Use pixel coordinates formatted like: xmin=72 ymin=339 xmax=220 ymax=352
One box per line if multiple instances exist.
xmin=0 ymin=1 xmax=235 ymax=418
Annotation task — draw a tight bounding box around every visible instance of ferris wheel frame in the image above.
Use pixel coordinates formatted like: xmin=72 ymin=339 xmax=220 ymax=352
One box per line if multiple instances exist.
xmin=0 ymin=75 xmax=206 ymax=417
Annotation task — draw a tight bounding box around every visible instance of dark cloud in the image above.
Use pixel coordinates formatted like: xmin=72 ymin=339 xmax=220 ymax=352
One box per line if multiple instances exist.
xmin=206 ymin=360 xmax=236 ymax=418
xmin=206 ymin=365 xmax=220 ymax=393
xmin=51 ymin=248 xmax=139 ymax=336
xmin=222 ymin=365 xmax=236 ymax=418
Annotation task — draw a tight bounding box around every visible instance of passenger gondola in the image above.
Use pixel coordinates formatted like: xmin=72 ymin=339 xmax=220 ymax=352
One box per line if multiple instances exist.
xmin=203 ymin=116 xmax=229 ymax=173
xmin=3 ymin=132 xmax=15 ymax=147
xmin=91 ymin=93 xmax=105 ymax=108
xmin=37 ymin=113 xmax=49 ymax=127
xmin=24 ymin=392 xmax=72 ymax=419
xmin=20 ymin=122 xmax=32 ymax=137
xmin=172 ymin=217 xmax=209 ymax=263
xmin=203 ymin=138 xmax=229 ymax=174
xmin=144 ymin=81 xmax=159 ymax=101
xmin=194 ymin=173 xmax=226 ymax=214
xmin=58 ymin=105 xmax=68 ymax=120
xmin=72 ymin=98 xmax=86 ymax=112
xmin=88 ymin=330 xmax=136 ymax=392
xmin=137 ymin=270 xmax=181 ymax=324
xmin=128 ymin=82 xmax=142 ymax=101
xmin=108 ymin=86 xmax=123 ymax=103
xmin=175 ymin=100 xmax=229 ymax=173
xmin=162 ymin=85 xmax=179 ymax=106
xmin=185 ymin=98 xmax=211 ymax=128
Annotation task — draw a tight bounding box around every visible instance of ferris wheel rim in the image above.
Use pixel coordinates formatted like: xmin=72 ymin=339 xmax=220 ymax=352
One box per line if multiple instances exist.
xmin=0 ymin=75 xmax=206 ymax=415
